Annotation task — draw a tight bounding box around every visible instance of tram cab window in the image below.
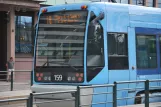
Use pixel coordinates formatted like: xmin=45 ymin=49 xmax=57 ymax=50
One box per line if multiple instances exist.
xmin=86 ymin=11 xmax=104 ymax=82
xmin=87 ymin=12 xmax=104 ymax=67
xmin=108 ymin=33 xmax=129 ymax=70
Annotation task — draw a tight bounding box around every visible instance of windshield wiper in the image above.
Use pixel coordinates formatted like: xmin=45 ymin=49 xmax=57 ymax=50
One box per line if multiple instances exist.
xmin=41 ymin=61 xmax=78 ymax=71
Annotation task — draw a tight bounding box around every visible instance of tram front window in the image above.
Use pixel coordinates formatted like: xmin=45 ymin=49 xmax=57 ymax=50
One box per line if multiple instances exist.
xmin=34 ymin=10 xmax=88 ymax=83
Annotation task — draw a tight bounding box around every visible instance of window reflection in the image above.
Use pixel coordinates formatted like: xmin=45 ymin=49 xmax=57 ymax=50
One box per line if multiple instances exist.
xmin=132 ymin=0 xmax=144 ymax=5
xmin=15 ymin=16 xmax=33 ymax=54
xmin=115 ymin=0 xmax=128 ymax=4
xmin=108 ymin=33 xmax=129 ymax=70
xmin=136 ymin=35 xmax=157 ymax=69
xmin=158 ymin=0 xmax=161 ymax=8
xmin=147 ymin=0 xmax=153 ymax=7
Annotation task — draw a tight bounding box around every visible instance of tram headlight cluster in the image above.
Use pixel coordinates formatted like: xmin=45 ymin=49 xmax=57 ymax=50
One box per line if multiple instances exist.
xmin=36 ymin=72 xmax=51 ymax=82
xmin=67 ymin=73 xmax=83 ymax=82
xmin=67 ymin=76 xmax=76 ymax=81
xmin=44 ymin=76 xmax=51 ymax=81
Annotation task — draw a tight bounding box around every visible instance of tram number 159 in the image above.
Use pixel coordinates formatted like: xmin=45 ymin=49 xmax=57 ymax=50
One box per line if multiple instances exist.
xmin=54 ymin=75 xmax=63 ymax=81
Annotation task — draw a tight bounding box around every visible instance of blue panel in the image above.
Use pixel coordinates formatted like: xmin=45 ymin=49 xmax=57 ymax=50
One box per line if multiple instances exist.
xmin=127 ymin=27 xmax=137 ymax=105
xmin=157 ymin=24 xmax=161 ymax=29
xmin=129 ymin=4 xmax=161 ymax=29
xmin=130 ymin=14 xmax=161 ymax=23
xmin=137 ymin=75 xmax=159 ymax=84
xmin=108 ymin=70 xmax=129 ymax=106
xmin=92 ymin=87 xmax=108 ymax=107
xmin=129 ymin=5 xmax=161 ymax=15
xmin=105 ymin=3 xmax=129 ymax=32
xmin=108 ymin=70 xmax=130 ymax=83
xmin=89 ymin=68 xmax=108 ymax=84
xmin=105 ymin=3 xmax=129 ymax=12
xmin=137 ymin=69 xmax=159 ymax=75
xmin=107 ymin=12 xmax=129 ymax=32
xmin=129 ymin=5 xmax=161 ymax=23
xmin=135 ymin=27 xmax=161 ymax=35
xmin=128 ymin=27 xmax=137 ymax=80
xmin=130 ymin=21 xmax=157 ymax=28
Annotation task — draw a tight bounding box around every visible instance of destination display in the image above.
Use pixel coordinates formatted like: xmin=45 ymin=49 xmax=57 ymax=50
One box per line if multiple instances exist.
xmin=39 ymin=11 xmax=87 ymax=24
xmin=46 ymin=14 xmax=82 ymax=24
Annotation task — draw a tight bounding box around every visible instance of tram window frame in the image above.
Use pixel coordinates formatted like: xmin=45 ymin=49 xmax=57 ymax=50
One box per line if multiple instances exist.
xmin=136 ymin=34 xmax=157 ymax=69
xmin=107 ymin=32 xmax=129 ymax=70
xmin=86 ymin=11 xmax=105 ymax=82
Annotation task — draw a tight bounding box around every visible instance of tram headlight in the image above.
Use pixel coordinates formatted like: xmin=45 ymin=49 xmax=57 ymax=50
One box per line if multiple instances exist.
xmin=68 ymin=77 xmax=72 ymax=81
xmin=44 ymin=76 xmax=48 ymax=81
xmin=44 ymin=76 xmax=51 ymax=81
xmin=67 ymin=73 xmax=83 ymax=82
xmin=67 ymin=76 xmax=76 ymax=81
xmin=72 ymin=77 xmax=76 ymax=81
xmin=35 ymin=72 xmax=51 ymax=82
xmin=75 ymin=73 xmax=83 ymax=82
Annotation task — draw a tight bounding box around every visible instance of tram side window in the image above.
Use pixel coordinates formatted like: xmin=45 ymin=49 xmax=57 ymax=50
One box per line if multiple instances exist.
xmin=136 ymin=35 xmax=157 ymax=69
xmin=86 ymin=11 xmax=104 ymax=82
xmin=87 ymin=12 xmax=104 ymax=67
xmin=108 ymin=33 xmax=129 ymax=70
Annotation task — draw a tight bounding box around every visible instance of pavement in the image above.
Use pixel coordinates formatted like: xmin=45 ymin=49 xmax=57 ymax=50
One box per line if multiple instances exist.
xmin=0 ymin=81 xmax=30 ymax=92
xmin=0 ymin=90 xmax=31 ymax=107
xmin=0 ymin=90 xmax=31 ymax=99
xmin=0 ymin=80 xmax=31 ymax=107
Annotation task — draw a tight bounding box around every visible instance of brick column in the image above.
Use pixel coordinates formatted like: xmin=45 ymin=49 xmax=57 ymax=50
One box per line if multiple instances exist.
xmin=144 ymin=0 xmax=148 ymax=6
xmin=154 ymin=0 xmax=158 ymax=7
xmin=128 ymin=0 xmax=132 ymax=4
xmin=7 ymin=7 xmax=15 ymax=64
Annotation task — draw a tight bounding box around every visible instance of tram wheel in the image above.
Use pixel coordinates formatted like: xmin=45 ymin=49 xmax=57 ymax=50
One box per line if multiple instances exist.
xmin=135 ymin=94 xmax=141 ymax=104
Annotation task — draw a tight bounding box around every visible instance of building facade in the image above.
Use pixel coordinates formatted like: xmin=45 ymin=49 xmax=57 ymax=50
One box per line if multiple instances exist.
xmin=0 ymin=0 xmax=46 ymax=73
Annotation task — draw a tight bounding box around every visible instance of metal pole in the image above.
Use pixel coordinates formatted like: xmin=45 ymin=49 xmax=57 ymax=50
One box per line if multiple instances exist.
xmin=11 ymin=71 xmax=13 ymax=91
xmin=29 ymin=93 xmax=33 ymax=107
xmin=76 ymin=86 xmax=80 ymax=107
xmin=145 ymin=80 xmax=149 ymax=107
xmin=142 ymin=0 xmax=145 ymax=6
xmin=31 ymin=70 xmax=33 ymax=86
xmin=27 ymin=98 xmax=30 ymax=107
xmin=113 ymin=82 xmax=117 ymax=107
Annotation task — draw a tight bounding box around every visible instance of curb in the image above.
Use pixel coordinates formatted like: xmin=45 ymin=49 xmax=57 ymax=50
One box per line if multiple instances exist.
xmin=0 ymin=90 xmax=31 ymax=106
xmin=0 ymin=96 xmax=29 ymax=106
